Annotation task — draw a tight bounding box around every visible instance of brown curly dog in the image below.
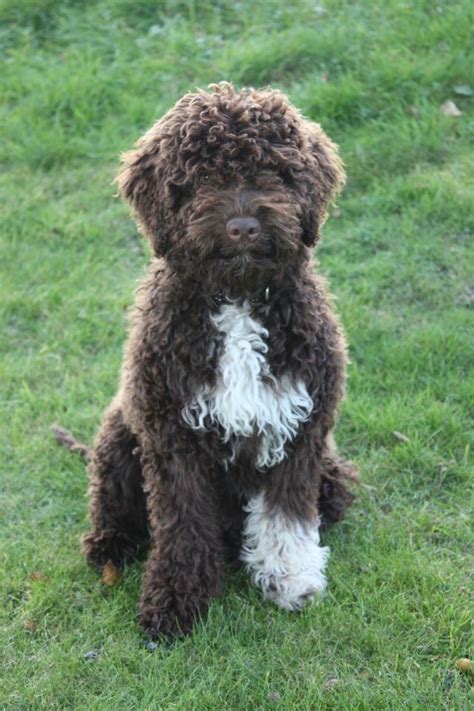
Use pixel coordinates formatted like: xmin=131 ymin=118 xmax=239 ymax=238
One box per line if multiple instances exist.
xmin=64 ymin=82 xmax=358 ymax=639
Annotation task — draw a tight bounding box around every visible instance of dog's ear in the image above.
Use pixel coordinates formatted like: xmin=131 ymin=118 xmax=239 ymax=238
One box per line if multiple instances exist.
xmin=301 ymin=123 xmax=345 ymax=247
xmin=117 ymin=125 xmax=170 ymax=256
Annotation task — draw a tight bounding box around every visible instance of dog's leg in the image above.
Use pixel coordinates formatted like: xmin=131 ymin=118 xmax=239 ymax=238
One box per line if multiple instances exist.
xmin=138 ymin=445 xmax=225 ymax=639
xmin=240 ymin=428 xmax=358 ymax=609
xmin=240 ymin=435 xmax=344 ymax=611
xmin=82 ymin=405 xmax=149 ymax=569
xmin=240 ymin=490 xmax=328 ymax=611
xmin=319 ymin=432 xmax=359 ymax=526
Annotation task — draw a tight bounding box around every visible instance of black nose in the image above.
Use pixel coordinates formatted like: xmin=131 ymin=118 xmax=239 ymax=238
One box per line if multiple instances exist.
xmin=226 ymin=216 xmax=261 ymax=241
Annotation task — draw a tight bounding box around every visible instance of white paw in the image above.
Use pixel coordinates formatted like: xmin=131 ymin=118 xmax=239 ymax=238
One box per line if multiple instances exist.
xmin=254 ymin=568 xmax=328 ymax=611
xmin=240 ymin=493 xmax=329 ymax=611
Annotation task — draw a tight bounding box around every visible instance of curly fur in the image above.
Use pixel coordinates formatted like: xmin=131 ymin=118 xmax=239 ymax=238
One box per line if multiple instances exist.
xmin=241 ymin=492 xmax=329 ymax=611
xmin=78 ymin=82 xmax=358 ymax=639
xmin=182 ymin=300 xmax=313 ymax=469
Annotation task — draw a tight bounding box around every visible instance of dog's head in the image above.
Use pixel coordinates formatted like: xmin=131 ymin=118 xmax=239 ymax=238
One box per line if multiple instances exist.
xmin=118 ymin=82 xmax=344 ymax=289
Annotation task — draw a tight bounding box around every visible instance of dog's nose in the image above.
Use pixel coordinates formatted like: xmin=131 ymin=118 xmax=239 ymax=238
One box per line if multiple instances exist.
xmin=226 ymin=216 xmax=261 ymax=241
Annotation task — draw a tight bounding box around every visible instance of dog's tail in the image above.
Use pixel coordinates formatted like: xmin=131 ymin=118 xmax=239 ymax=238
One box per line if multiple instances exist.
xmin=51 ymin=424 xmax=92 ymax=461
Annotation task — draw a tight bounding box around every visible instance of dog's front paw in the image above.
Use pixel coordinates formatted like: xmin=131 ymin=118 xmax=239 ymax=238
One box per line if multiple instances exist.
xmin=262 ymin=572 xmax=327 ymax=611
xmin=82 ymin=530 xmax=145 ymax=570
xmin=139 ymin=587 xmax=205 ymax=640
xmin=241 ymin=494 xmax=330 ymax=612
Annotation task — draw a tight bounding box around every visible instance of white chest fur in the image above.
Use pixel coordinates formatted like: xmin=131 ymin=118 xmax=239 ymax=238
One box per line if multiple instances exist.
xmin=182 ymin=302 xmax=313 ymax=469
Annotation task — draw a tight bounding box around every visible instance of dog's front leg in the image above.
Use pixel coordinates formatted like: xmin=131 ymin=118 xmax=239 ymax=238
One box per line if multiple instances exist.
xmin=138 ymin=445 xmax=224 ymax=640
xmin=241 ymin=440 xmax=329 ymax=612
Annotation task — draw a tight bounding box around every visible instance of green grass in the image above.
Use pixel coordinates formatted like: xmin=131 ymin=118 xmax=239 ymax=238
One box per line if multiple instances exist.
xmin=1 ymin=0 xmax=473 ymax=708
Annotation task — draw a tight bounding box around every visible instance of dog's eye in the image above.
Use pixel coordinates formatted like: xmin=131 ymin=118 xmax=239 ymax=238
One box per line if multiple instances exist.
xmin=168 ymin=183 xmax=191 ymax=211
xmin=202 ymin=174 xmax=210 ymax=183
xmin=279 ymin=170 xmax=295 ymax=186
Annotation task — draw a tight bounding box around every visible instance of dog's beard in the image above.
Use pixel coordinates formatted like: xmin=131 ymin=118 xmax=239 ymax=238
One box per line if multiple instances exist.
xmin=205 ymin=235 xmax=280 ymax=290
xmin=223 ymin=254 xmax=276 ymax=287
xmin=177 ymin=210 xmax=302 ymax=293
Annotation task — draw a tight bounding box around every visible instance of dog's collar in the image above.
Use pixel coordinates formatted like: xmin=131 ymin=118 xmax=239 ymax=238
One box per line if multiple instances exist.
xmin=212 ymin=286 xmax=271 ymax=307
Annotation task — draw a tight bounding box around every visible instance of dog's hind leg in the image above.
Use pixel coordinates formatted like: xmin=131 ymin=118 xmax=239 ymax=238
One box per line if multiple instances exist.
xmin=318 ymin=433 xmax=359 ymax=526
xmin=82 ymin=404 xmax=149 ymax=570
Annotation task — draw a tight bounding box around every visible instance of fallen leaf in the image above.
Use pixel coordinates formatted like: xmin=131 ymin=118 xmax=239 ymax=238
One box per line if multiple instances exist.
xmin=83 ymin=650 xmax=99 ymax=661
xmin=455 ymin=658 xmax=472 ymax=673
xmin=29 ymin=572 xmax=47 ymax=582
xmin=148 ymin=25 xmax=163 ymax=37
xmin=23 ymin=619 xmax=37 ymax=633
xmin=392 ymin=431 xmax=410 ymax=444
xmin=453 ymin=84 xmax=473 ymax=96
xmin=440 ymin=100 xmax=463 ymax=117
xmin=406 ymin=105 xmax=421 ymax=120
xmin=437 ymin=459 xmax=456 ymax=472
xmin=456 ymin=287 xmax=474 ymax=307
xmin=102 ymin=561 xmax=122 ymax=586
xmin=268 ymin=691 xmax=281 ymax=702
xmin=321 ymin=72 xmax=329 ymax=82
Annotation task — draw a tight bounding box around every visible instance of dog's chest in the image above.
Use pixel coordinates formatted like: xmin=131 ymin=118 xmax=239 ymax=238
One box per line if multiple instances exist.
xmin=182 ymin=302 xmax=313 ymax=469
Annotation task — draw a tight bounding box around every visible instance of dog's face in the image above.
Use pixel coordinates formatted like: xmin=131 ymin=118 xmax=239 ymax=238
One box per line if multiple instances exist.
xmin=118 ymin=83 xmax=344 ymax=289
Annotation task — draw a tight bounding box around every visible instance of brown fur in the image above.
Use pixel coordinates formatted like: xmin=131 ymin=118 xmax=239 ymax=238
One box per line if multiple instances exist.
xmin=77 ymin=83 xmax=358 ymax=639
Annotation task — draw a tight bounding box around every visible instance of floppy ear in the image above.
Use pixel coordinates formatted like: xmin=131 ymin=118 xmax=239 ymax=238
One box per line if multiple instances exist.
xmin=301 ymin=123 xmax=346 ymax=247
xmin=117 ymin=124 xmax=170 ymax=256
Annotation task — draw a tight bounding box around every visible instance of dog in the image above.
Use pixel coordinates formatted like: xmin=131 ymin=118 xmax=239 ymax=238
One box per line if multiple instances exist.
xmin=65 ymin=82 xmax=358 ymax=639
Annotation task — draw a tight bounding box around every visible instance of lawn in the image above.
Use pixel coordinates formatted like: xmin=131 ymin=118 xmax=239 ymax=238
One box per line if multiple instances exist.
xmin=1 ymin=0 xmax=473 ymax=709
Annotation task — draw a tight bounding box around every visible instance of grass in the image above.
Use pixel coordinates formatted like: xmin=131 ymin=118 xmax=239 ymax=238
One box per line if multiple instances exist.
xmin=1 ymin=0 xmax=473 ymax=708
